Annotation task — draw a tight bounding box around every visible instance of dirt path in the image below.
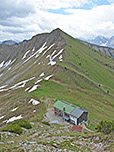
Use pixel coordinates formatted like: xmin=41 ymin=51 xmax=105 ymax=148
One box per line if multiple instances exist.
xmin=82 ymin=123 xmax=95 ymax=133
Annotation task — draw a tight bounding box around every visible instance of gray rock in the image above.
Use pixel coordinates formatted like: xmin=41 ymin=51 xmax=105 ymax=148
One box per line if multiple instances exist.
xmin=96 ymin=143 xmax=103 ymax=149
xmin=7 ymin=141 xmax=14 ymax=144
xmin=27 ymin=141 xmax=37 ymax=145
xmin=109 ymin=140 xmax=113 ymax=144
xmin=34 ymin=132 xmax=39 ymax=137
xmin=52 ymin=143 xmax=58 ymax=148
xmin=95 ymin=136 xmax=100 ymax=141
xmin=30 ymin=122 xmax=34 ymax=125
xmin=36 ymin=147 xmax=43 ymax=151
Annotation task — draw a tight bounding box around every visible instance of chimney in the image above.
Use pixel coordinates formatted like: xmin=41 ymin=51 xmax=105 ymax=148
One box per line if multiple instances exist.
xmin=63 ymin=107 xmax=65 ymax=111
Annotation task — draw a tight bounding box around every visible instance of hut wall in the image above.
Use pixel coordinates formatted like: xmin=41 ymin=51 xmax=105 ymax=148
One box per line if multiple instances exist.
xmin=78 ymin=112 xmax=88 ymax=124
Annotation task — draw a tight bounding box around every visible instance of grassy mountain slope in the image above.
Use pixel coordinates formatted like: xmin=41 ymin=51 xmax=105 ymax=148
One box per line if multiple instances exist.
xmin=0 ymin=28 xmax=114 ymax=129
xmin=31 ymin=30 xmax=114 ymax=122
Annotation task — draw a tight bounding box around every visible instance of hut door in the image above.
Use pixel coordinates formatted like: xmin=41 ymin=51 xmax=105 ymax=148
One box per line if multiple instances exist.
xmin=75 ymin=118 xmax=77 ymax=125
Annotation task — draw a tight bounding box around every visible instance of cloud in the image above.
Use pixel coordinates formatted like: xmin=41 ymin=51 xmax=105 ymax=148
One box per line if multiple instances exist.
xmin=30 ymin=3 xmax=114 ymax=39
xmin=30 ymin=0 xmax=90 ymax=10
xmin=0 ymin=0 xmax=35 ymax=20
xmin=0 ymin=0 xmax=114 ymax=41
xmin=63 ymin=4 xmax=114 ymax=38
xmin=108 ymin=0 xmax=114 ymax=4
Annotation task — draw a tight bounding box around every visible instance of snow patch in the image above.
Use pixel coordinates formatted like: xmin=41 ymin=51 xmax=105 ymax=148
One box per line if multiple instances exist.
xmin=4 ymin=60 xmax=11 ymax=67
xmin=0 ymin=115 xmax=5 ymax=120
xmin=8 ymin=67 xmax=11 ymax=71
xmin=46 ymin=55 xmax=50 ymax=58
xmin=59 ymin=55 xmax=63 ymax=61
xmin=0 ymin=73 xmax=3 ymax=77
xmin=50 ymin=50 xmax=56 ymax=58
xmin=0 ymin=77 xmax=35 ymax=92
xmin=22 ymin=50 xmax=30 ymax=59
xmin=48 ymin=60 xmax=56 ymax=66
xmin=0 ymin=88 xmax=9 ymax=92
xmin=32 ymin=47 xmax=35 ymax=52
xmin=11 ymin=107 xmax=18 ymax=112
xmin=0 ymin=61 xmax=5 ymax=68
xmin=47 ymin=49 xmax=63 ymax=66
xmin=0 ymin=85 xmax=7 ymax=89
xmin=40 ymin=72 xmax=44 ymax=77
xmin=7 ymin=115 xmax=23 ymax=123
xmin=11 ymin=59 xmax=16 ymax=64
xmin=25 ymin=87 xmax=30 ymax=91
xmin=29 ymin=99 xmax=40 ymax=105
xmin=46 ymin=43 xmax=55 ymax=51
xmin=52 ymin=49 xmax=64 ymax=60
xmin=3 ymin=120 xmax=7 ymax=123
xmin=0 ymin=60 xmax=11 ymax=69
xmin=48 ymin=50 xmax=57 ymax=66
xmin=24 ymin=43 xmax=47 ymax=63
xmin=101 ymin=41 xmax=108 ymax=46
xmin=42 ymin=43 xmax=55 ymax=56
xmin=33 ymin=110 xmax=36 ymax=113
xmin=44 ymin=74 xmax=53 ymax=80
xmin=0 ymin=59 xmax=16 ymax=69
xmin=9 ymin=77 xmax=35 ymax=90
xmin=35 ymin=42 xmax=47 ymax=58
xmin=28 ymin=85 xmax=40 ymax=93
xmin=35 ymin=79 xmax=42 ymax=84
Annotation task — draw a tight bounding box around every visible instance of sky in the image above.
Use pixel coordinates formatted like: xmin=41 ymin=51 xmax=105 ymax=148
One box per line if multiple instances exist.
xmin=0 ymin=0 xmax=114 ymax=41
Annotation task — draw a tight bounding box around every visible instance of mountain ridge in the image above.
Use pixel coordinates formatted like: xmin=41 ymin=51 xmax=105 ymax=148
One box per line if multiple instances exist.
xmin=81 ymin=39 xmax=114 ymax=57
xmin=0 ymin=40 xmax=17 ymax=46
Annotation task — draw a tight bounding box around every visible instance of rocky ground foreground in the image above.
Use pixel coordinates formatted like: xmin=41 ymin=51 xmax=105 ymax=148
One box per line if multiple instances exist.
xmin=0 ymin=108 xmax=113 ymax=152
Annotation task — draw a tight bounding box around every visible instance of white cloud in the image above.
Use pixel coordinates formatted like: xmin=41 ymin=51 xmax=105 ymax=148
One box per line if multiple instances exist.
xmin=63 ymin=4 xmax=114 ymax=38
xmin=0 ymin=0 xmax=35 ymax=20
xmin=108 ymin=0 xmax=114 ymax=4
xmin=0 ymin=0 xmax=114 ymax=41
xmin=30 ymin=0 xmax=90 ymax=10
xmin=29 ymin=3 xmax=114 ymax=39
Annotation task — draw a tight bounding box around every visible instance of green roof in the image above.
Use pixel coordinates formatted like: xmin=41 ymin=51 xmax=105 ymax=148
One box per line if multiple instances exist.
xmin=53 ymin=100 xmax=75 ymax=114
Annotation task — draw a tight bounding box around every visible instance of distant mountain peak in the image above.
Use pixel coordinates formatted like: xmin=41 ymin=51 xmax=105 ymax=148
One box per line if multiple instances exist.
xmin=0 ymin=40 xmax=17 ymax=45
xmin=87 ymin=35 xmax=114 ymax=48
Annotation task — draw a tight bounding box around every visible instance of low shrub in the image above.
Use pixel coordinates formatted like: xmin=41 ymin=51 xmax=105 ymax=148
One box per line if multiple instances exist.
xmin=0 ymin=148 xmax=7 ymax=152
xmin=13 ymin=119 xmax=32 ymax=129
xmin=42 ymin=121 xmax=50 ymax=126
xmin=2 ymin=124 xmax=22 ymax=135
xmin=96 ymin=120 xmax=114 ymax=134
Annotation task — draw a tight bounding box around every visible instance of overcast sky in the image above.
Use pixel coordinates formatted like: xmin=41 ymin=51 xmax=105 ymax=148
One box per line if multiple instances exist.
xmin=0 ymin=0 xmax=114 ymax=41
